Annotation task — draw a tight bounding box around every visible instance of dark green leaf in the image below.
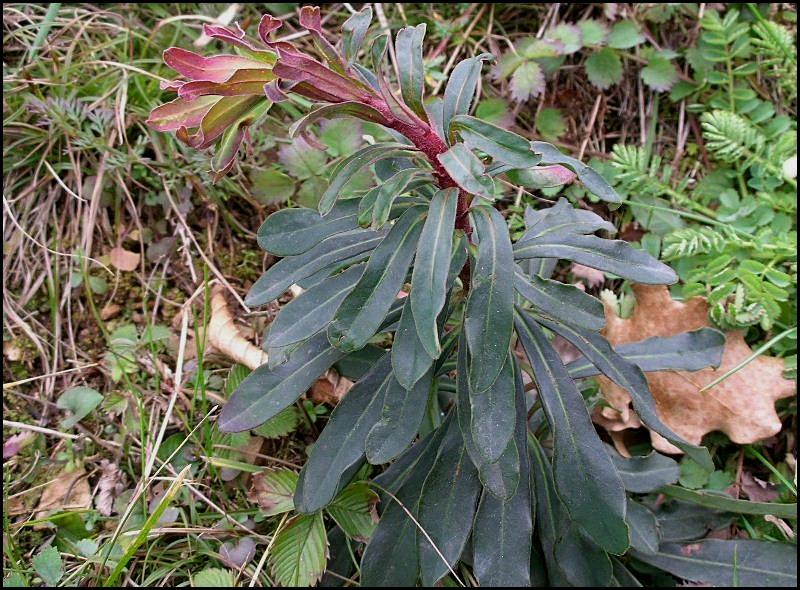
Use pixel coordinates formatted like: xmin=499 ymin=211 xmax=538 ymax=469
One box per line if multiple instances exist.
xmin=656 ymin=501 xmax=730 ymax=543
xmin=269 ymin=513 xmax=328 ymax=587
xmin=219 ymin=333 xmax=343 ymax=432
xmin=369 ymin=168 xmax=429 ymax=229
xmin=471 ymin=358 xmax=532 ymax=586
xmin=334 ymin=344 xmax=386 ymax=380
xmin=633 ymin=540 xmax=797 ymax=587
xmin=553 ymin=524 xmax=614 ymax=587
xmin=442 ymin=53 xmax=493 ymax=136
xmin=437 ymin=144 xmax=495 ymax=199
xmin=514 ymin=232 xmax=678 ymax=285
xmin=57 ymin=386 xmax=103 ymax=429
xmin=410 ymin=188 xmax=459 ymax=358
xmin=514 ymin=267 xmax=605 ymax=331
xmin=470 ymin=352 xmax=516 ymax=463
xmin=361 ymin=418 xmax=450 ymax=586
xmin=417 ymin=418 xmax=481 ymax=586
xmin=341 ymin=5 xmax=372 ymax=63
xmin=567 ymin=328 xmax=726 ymax=378
xmin=658 ymin=485 xmax=797 ymax=519
xmin=395 ymin=24 xmax=427 ymax=118
xmin=627 ymin=499 xmax=660 ymax=555
xmin=608 ymin=448 xmax=681 ymax=493
xmin=585 ymin=47 xmax=623 ymax=89
xmin=266 ymin=264 xmax=363 ymax=349
xmin=515 ymin=312 xmax=629 ymax=554
xmin=365 ymin=365 xmax=433 ymax=464
xmin=247 ymin=228 xmax=384 ymax=307
xmin=533 ymin=316 xmax=713 ymax=470
xmin=450 ymin=115 xmax=541 ymax=168
xmin=327 ymin=482 xmax=378 ymax=542
xmin=465 ymin=206 xmax=515 ymax=392
xmin=294 ymin=355 xmax=392 ymax=512
xmin=612 ymin=559 xmax=644 ymax=587
xmin=33 ymin=546 xmax=63 ymax=587
xmin=328 ymin=207 xmax=425 ymax=352
xmin=531 ymin=141 xmax=622 ymax=203
xmin=519 ymin=198 xmax=617 ymax=242
xmin=457 ymin=331 xmax=520 ymax=500
xmin=391 ymin=297 xmax=434 ymax=390
xmin=252 ymin=470 xmax=297 ymax=516
xmin=319 ymin=143 xmax=418 ymax=215
xmin=257 ymin=200 xmax=361 ymax=256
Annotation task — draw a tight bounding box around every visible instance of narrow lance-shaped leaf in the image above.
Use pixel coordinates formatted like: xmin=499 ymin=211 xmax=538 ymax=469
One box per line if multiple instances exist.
xmin=534 ymin=315 xmax=714 ymax=471
xmin=266 ymin=264 xmax=364 ymax=349
xmin=365 ymin=365 xmax=434 ymax=464
xmin=417 ymin=417 xmax=481 ymax=586
xmin=370 ymin=168 xmax=430 ymax=229
xmin=514 ymin=232 xmax=678 ymax=285
xmin=256 ymin=199 xmax=360 ymax=257
xmin=567 ymin=328 xmax=726 ymax=378
xmin=437 ymin=143 xmax=496 ymax=200
xmin=395 ymin=24 xmax=427 ymax=118
xmin=633 ymin=540 xmax=798 ymax=587
xmin=627 ymin=499 xmax=660 ymax=555
xmin=442 ymin=53 xmax=493 ymax=137
xmin=471 ymin=356 xmax=532 ymax=587
xmin=410 ymin=188 xmax=458 ymax=358
xmin=450 ymin=114 xmax=542 ymax=168
xmin=518 ymin=197 xmax=617 ymax=243
xmin=288 ymin=101 xmax=389 ymax=138
xmin=531 ymin=140 xmax=622 ymax=203
xmin=219 ymin=331 xmax=344 ymax=432
xmin=607 ymin=447 xmax=681 ymax=493
xmin=515 ymin=310 xmax=629 ymax=554
xmin=328 ymin=207 xmax=425 ymax=352
xmin=391 ymin=297 xmax=434 ymax=390
xmin=319 ymin=143 xmax=419 ymax=215
xmin=247 ymin=228 xmax=385 ymax=307
xmin=470 ymin=351 xmax=516 ymax=463
xmin=361 ymin=420 xmax=450 ymax=586
xmin=294 ymin=355 xmax=392 ymax=513
xmin=457 ymin=331 xmax=520 ymax=500
xmin=465 ymin=206 xmax=515 ymax=393
xmin=514 ymin=266 xmax=605 ymax=331
xmin=341 ymin=6 xmax=373 ymax=64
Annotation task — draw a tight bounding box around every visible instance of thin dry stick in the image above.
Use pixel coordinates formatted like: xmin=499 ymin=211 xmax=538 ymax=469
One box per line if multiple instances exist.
xmin=3 ymin=363 xmax=99 ymax=390
xmin=578 ymin=94 xmax=603 ymax=160
xmin=249 ymin=512 xmax=288 ymax=587
xmin=3 ymin=419 xmax=80 ymax=440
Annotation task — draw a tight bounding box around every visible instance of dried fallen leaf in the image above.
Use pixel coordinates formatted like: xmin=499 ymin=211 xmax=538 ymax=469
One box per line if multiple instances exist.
xmin=740 ymin=472 xmax=781 ymax=503
xmin=35 ymin=468 xmax=92 ymax=520
xmin=95 ymin=459 xmax=126 ymax=516
xmin=108 ymin=247 xmax=140 ymax=271
xmin=310 ymin=370 xmax=354 ymax=405
xmin=595 ymin=284 xmax=795 ymax=454
xmin=571 ymin=263 xmax=606 ymax=288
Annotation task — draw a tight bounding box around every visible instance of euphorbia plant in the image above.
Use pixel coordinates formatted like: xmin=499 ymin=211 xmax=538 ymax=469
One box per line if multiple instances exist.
xmin=148 ymin=7 xmax=796 ymax=587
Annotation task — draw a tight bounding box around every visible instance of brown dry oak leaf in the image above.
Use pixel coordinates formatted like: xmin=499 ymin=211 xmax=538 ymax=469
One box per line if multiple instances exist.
xmin=108 ymin=247 xmax=140 ymax=271
xmin=594 ymin=284 xmax=795 ymax=455
xmin=35 ymin=468 xmax=92 ymax=520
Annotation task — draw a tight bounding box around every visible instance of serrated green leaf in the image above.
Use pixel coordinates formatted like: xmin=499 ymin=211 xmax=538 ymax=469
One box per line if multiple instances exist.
xmin=327 ymin=482 xmax=378 ymax=541
xmin=535 ymin=107 xmax=568 ymax=140
xmin=633 ymin=540 xmax=797 ymax=587
xmin=251 ymin=167 xmax=294 ymax=205
xmin=510 ymin=61 xmax=545 ymax=102
xmin=269 ymin=513 xmax=328 ymax=588
xmin=530 ymin=142 xmax=622 ymax=203
xmin=278 ymin=135 xmax=327 ymax=180
xmin=247 ymin=228 xmax=384 ymax=307
xmin=409 ymin=188 xmax=458 ymax=358
xmin=607 ymin=20 xmax=645 ymax=49
xmin=294 ymin=355 xmax=392 ymax=513
xmin=395 ymin=24 xmax=427 ymax=118
xmin=417 ymin=418 xmax=481 ymax=586
xmin=514 ymin=266 xmax=605 ymax=331
xmin=252 ymin=407 xmax=301 ymax=439
xmin=465 ymin=207 xmax=515 ymax=393
xmin=219 ymin=331 xmax=344 ymax=432
xmin=33 ymin=546 xmax=63 ymax=587
xmin=192 ymin=568 xmax=235 ymax=587
xmin=641 ymin=55 xmax=679 ymax=91
xmin=546 ymin=23 xmax=583 ymax=54
xmin=515 ymin=312 xmax=629 ymax=554
xmin=328 ymin=207 xmax=425 ymax=353
xmin=266 ymin=264 xmax=363 ymax=349
xmin=252 ymin=470 xmax=297 ymax=516
xmin=578 ymin=19 xmax=610 ymax=46
xmin=585 ymin=47 xmax=623 ymax=89
xmin=320 ymin=118 xmax=363 ymax=158
xmin=442 ymin=53 xmax=493 ymax=135
xmin=437 ymin=143 xmax=495 ymax=199
xmin=57 ymin=386 xmax=103 ymax=429
xmin=535 ymin=315 xmax=714 ymax=471
xmin=450 ymin=115 xmax=541 ymax=168
xmin=475 ymin=97 xmax=512 ymax=127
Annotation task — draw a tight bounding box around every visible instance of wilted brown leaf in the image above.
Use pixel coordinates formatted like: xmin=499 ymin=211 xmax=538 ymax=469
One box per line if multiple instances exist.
xmin=95 ymin=459 xmax=126 ymax=516
xmin=35 ymin=468 xmax=92 ymax=519
xmin=108 ymin=247 xmax=140 ymax=271
xmin=595 ymin=284 xmax=795 ymax=454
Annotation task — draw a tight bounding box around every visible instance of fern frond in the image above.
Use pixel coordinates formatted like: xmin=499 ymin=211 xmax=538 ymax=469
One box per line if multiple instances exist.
xmin=751 ymin=20 xmax=797 ymax=99
xmin=662 ymin=226 xmax=737 ymax=259
xmin=700 ymin=110 xmax=766 ymax=164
